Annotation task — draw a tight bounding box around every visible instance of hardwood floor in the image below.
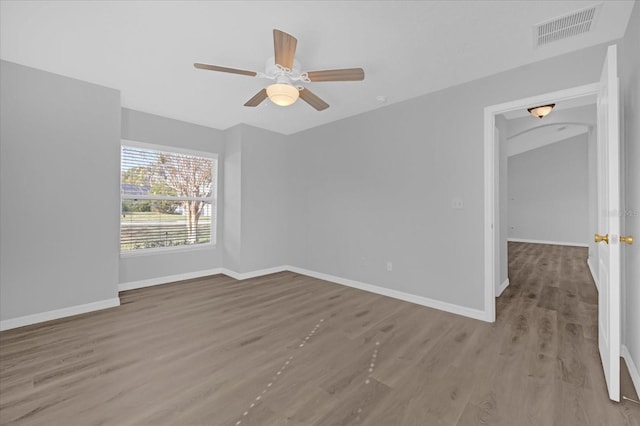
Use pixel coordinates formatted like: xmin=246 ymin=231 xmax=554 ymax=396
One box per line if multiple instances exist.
xmin=1 ymin=242 xmax=638 ymax=425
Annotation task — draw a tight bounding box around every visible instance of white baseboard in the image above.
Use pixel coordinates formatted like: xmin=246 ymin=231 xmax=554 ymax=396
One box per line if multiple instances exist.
xmin=507 ymin=238 xmax=588 ymax=247
xmin=622 ymin=345 xmax=640 ymax=398
xmin=118 ymin=268 xmax=223 ymax=291
xmin=118 ymin=266 xmax=290 ymax=291
xmin=286 ymin=266 xmax=488 ymax=322
xmin=127 ymin=264 xmax=488 ymax=322
xmin=220 ymin=266 xmax=287 ymax=281
xmin=587 ymin=258 xmax=599 ymax=291
xmin=6 ymin=263 xmax=490 ymax=332
xmin=496 ymin=278 xmax=510 ymax=297
xmin=0 ymin=298 xmax=120 ymax=332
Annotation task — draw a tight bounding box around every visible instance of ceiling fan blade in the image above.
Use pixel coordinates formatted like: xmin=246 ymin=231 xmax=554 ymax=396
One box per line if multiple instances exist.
xmin=298 ymin=88 xmax=329 ymax=111
xmin=307 ymin=68 xmax=365 ymax=82
xmin=194 ymin=63 xmax=257 ymax=77
xmin=244 ymin=88 xmax=268 ymax=107
xmin=273 ymin=29 xmax=297 ymax=70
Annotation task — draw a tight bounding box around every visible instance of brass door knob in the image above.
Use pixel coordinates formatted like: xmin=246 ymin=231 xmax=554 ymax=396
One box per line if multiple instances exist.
xmin=595 ymin=233 xmax=609 ymax=244
xmin=620 ymin=235 xmax=634 ymax=245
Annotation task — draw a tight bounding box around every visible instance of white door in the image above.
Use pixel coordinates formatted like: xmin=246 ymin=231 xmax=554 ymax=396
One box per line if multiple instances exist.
xmin=595 ymin=44 xmax=621 ymax=402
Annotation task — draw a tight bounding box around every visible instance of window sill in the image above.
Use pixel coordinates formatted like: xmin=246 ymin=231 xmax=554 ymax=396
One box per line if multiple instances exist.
xmin=120 ymin=243 xmax=217 ymax=258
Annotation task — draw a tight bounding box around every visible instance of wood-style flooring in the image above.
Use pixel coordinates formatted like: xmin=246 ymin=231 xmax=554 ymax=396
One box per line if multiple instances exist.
xmin=1 ymin=242 xmax=639 ymax=425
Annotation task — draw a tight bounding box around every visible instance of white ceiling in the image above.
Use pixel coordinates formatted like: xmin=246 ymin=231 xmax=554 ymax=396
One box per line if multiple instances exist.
xmin=506 ymin=123 xmax=590 ymax=157
xmin=0 ymin=1 xmax=634 ymax=135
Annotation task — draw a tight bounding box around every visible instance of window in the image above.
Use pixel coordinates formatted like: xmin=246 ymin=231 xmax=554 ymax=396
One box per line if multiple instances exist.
xmin=120 ymin=141 xmax=217 ymax=254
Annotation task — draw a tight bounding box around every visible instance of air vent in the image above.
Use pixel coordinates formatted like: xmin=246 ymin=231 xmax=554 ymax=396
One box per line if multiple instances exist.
xmin=534 ymin=3 xmax=602 ymax=47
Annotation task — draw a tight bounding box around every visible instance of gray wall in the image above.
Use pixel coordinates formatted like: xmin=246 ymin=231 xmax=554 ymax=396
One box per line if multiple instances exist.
xmin=0 ymin=60 xmax=121 ymax=321
xmin=507 ymin=134 xmax=589 ymax=245
xmin=286 ymin=139 xmax=310 ymax=269
xmin=222 ymin=124 xmax=289 ymax=273
xmin=222 ymin=125 xmax=243 ymax=272
xmin=287 ymin=43 xmax=611 ymax=311
xmin=2 ymin=12 xmax=637 ymax=381
xmin=619 ymin=1 xmax=640 ymax=391
xmin=238 ymin=125 xmax=289 ymax=272
xmin=119 ymin=109 xmax=225 ymax=284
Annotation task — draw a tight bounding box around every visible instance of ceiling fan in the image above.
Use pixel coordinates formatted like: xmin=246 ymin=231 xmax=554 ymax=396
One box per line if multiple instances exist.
xmin=194 ymin=29 xmax=365 ymax=111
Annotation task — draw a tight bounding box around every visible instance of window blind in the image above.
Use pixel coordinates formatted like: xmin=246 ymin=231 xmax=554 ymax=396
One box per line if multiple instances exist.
xmin=120 ymin=144 xmax=217 ymax=253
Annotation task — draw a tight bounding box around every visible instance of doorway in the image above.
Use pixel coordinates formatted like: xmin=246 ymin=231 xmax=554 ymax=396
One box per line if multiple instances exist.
xmin=482 ymin=82 xmax=600 ymax=323
xmin=498 ymin=102 xmax=596 ymax=299
xmin=483 ymin=44 xmax=624 ymax=402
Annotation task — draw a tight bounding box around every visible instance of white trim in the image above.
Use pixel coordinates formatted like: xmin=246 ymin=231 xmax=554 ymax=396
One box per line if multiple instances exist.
xmin=117 ymin=266 xmax=288 ymax=291
xmin=118 ymin=268 xmax=223 ymax=291
xmin=484 ymin=82 xmax=601 ymax=326
xmin=286 ymin=266 xmax=488 ymax=322
xmin=3 ymin=263 xmax=493 ymax=331
xmin=587 ymin=257 xmax=599 ymax=291
xmin=220 ymin=266 xmax=287 ymax=281
xmin=507 ymin=122 xmax=591 ymax=141
xmin=120 ymin=139 xmax=219 ymax=256
xmin=120 ymin=265 xmax=488 ymax=321
xmin=121 ymin=194 xmax=214 ymax=202
xmin=497 ymin=278 xmax=510 ymax=297
xmin=0 ymin=298 xmax=120 ymax=331
xmin=507 ymin=125 xmax=589 ymax=157
xmin=121 ymin=139 xmax=219 ymax=159
xmin=120 ymin=243 xmax=217 ymax=258
xmin=119 ymin=265 xmax=488 ymax=321
xmin=507 ymin=238 xmax=589 ymax=247
xmin=484 ymin=107 xmax=496 ymax=322
xmin=622 ymin=345 xmax=640 ymax=398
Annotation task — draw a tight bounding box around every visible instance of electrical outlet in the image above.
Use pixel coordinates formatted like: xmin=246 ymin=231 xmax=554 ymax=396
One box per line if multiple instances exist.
xmin=386 ymin=261 xmax=393 ymax=271
xmin=452 ymin=197 xmax=464 ymax=209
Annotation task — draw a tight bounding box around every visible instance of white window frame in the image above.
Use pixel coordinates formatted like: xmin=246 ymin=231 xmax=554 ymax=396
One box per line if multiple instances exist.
xmin=120 ymin=139 xmax=218 ymax=257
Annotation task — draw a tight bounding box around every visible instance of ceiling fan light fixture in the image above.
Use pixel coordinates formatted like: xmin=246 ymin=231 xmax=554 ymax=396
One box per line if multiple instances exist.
xmin=527 ymin=103 xmax=555 ymax=119
xmin=266 ymin=83 xmax=299 ymax=106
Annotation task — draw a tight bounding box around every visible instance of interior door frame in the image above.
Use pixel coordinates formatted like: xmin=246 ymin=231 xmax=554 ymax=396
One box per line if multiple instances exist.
xmin=482 ymin=82 xmax=600 ymax=322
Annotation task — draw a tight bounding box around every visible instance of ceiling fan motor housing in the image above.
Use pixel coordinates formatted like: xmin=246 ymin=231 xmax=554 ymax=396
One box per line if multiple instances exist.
xmin=262 ymin=57 xmax=309 ymax=83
